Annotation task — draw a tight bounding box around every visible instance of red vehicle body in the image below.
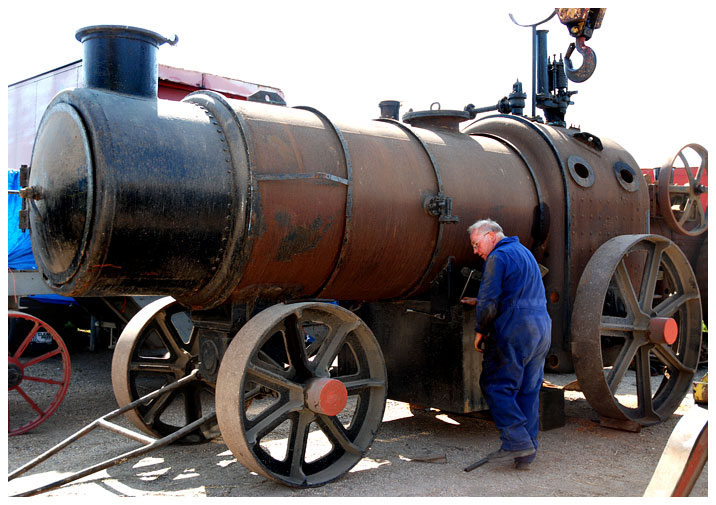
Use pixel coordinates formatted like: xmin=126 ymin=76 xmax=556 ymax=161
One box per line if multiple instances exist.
xmin=8 ymin=60 xmax=284 ymax=170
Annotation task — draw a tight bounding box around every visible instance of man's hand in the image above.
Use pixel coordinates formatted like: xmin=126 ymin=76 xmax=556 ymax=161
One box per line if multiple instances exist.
xmin=460 ymin=297 xmax=477 ymax=306
xmin=474 ymin=332 xmax=486 ymax=352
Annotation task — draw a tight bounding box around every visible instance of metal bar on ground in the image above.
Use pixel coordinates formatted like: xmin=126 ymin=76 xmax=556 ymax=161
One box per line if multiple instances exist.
xmin=11 ymin=412 xmax=216 ymax=497
xmin=8 ymin=369 xmax=210 ymax=497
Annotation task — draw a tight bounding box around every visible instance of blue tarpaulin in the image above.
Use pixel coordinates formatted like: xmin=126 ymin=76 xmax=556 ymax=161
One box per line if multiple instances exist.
xmin=8 ymin=170 xmax=36 ymax=269
xmin=8 ymin=169 xmax=74 ymax=305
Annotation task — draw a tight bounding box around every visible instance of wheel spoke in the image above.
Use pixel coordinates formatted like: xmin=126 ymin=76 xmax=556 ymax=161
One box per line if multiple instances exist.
xmin=21 ymin=348 xmax=63 ymax=368
xmin=140 ymin=388 xmax=178 ymax=425
xmin=13 ymin=321 xmax=42 ymax=359
xmin=258 ymin=349 xmax=287 ymax=372
xmin=128 ymin=360 xmax=181 ymax=374
xmin=247 ymin=362 xmax=302 ymax=392
xmin=693 ymin=197 xmax=706 ymax=224
xmin=154 ymin=312 xmax=188 ymax=358
xmin=639 ymin=242 xmax=665 ymax=310
xmin=634 ymin=346 xmax=655 ymax=418
xmin=245 ymin=399 xmax=301 ymax=446
xmin=695 ymin=160 xmax=706 ymax=185
xmin=679 ymin=158 xmax=696 ymax=186
xmin=651 ymin=344 xmax=696 ymax=375
xmin=284 ymin=314 xmax=312 ymax=377
xmin=287 ymin=411 xmax=313 ymax=480
xmin=678 ymin=197 xmax=695 ymax=226
xmin=599 ymin=316 xmax=635 ymax=337
xmin=15 ymin=386 xmax=45 ymax=415
xmin=23 ymin=375 xmax=66 ymax=386
xmin=652 ymin=291 xmax=699 ymax=319
xmin=184 ymin=383 xmax=203 ymax=423
xmin=314 ymin=320 xmax=360 ymax=375
xmin=341 ymin=376 xmax=386 ymax=394
xmin=317 ymin=414 xmax=361 ymax=455
xmin=605 ymin=336 xmax=641 ymax=394
xmin=614 ymin=260 xmax=642 ymax=318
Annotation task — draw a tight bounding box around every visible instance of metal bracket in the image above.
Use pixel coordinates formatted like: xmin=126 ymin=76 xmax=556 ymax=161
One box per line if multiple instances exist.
xmin=423 ymin=193 xmax=459 ymax=223
xmin=572 ymin=131 xmax=603 ymax=151
xmin=248 ymin=90 xmax=287 ymax=106
xmin=18 ymin=164 xmax=30 ymax=231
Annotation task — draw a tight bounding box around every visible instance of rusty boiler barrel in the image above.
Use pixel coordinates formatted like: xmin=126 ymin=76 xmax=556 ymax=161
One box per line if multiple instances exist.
xmin=28 ymin=86 xmax=541 ymax=309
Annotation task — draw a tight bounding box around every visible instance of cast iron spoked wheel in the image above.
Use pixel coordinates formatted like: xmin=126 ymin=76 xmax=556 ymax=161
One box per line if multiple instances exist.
xmin=657 ymin=143 xmax=708 ymax=236
xmin=8 ymin=311 xmax=71 ymax=436
xmin=571 ymin=235 xmax=702 ymax=425
xmin=216 ymin=302 xmax=387 ymax=487
xmin=112 ymin=296 xmax=218 ymax=443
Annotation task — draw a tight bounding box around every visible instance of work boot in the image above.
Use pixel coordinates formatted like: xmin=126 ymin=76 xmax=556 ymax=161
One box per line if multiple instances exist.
xmin=514 ymin=451 xmax=535 ymax=470
xmin=484 ymin=447 xmax=535 ymax=463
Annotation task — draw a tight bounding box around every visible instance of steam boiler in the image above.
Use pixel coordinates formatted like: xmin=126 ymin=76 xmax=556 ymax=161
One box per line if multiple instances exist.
xmin=18 ymin=10 xmax=707 ymax=488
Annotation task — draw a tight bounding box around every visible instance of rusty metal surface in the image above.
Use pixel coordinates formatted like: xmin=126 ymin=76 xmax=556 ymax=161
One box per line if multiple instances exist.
xmin=215 ymin=302 xmax=387 ymax=487
xmin=571 ymin=234 xmax=701 ymax=424
xmin=464 ymin=116 xmax=650 ymax=372
xmin=28 ymin=86 xmax=544 ymax=309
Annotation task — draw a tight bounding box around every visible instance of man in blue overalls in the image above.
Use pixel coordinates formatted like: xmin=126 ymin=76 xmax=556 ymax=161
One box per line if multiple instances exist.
xmin=460 ymin=219 xmax=551 ymax=470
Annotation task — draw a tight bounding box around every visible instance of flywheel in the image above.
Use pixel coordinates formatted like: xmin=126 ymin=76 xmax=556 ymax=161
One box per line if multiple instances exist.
xmin=216 ymin=302 xmax=387 ymax=487
xmin=657 ymin=143 xmax=708 ymax=236
xmin=571 ymin=235 xmax=702 ymax=425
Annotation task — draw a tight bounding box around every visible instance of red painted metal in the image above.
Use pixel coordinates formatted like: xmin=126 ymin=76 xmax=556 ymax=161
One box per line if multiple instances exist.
xmin=648 ymin=317 xmax=678 ymax=346
xmin=305 ymin=378 xmax=348 ymax=416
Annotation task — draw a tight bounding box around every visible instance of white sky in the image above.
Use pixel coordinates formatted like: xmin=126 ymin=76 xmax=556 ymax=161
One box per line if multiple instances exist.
xmin=3 ymin=0 xmax=715 ymax=169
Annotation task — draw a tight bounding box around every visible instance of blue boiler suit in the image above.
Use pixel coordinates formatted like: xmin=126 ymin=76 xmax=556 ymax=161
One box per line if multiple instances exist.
xmin=474 ymin=236 xmax=551 ymax=457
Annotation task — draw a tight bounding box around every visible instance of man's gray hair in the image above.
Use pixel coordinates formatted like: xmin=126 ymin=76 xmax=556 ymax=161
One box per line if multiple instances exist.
xmin=467 ymin=219 xmax=504 ymax=236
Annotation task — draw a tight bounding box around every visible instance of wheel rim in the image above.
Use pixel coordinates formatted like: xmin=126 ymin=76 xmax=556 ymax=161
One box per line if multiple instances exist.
xmin=216 ymin=302 xmax=387 ymax=487
xmin=657 ymin=143 xmax=708 ymax=236
xmin=8 ymin=311 xmax=71 ymax=436
xmin=571 ymin=235 xmax=702 ymax=425
xmin=111 ymin=297 xmax=218 ymax=443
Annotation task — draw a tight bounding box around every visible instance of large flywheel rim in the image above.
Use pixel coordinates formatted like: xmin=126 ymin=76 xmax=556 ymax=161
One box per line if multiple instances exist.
xmin=571 ymin=234 xmax=702 ymax=425
xmin=216 ymin=302 xmax=387 ymax=487
xmin=111 ymin=296 xmax=218 ymax=443
xmin=657 ymin=143 xmax=708 ymax=236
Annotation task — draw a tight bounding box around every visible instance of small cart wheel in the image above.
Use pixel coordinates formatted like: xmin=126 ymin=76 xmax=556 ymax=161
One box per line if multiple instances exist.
xmin=8 ymin=311 xmax=71 ymax=436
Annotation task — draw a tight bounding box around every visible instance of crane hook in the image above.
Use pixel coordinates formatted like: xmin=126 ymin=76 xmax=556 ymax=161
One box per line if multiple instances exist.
xmin=564 ymin=36 xmax=597 ymax=83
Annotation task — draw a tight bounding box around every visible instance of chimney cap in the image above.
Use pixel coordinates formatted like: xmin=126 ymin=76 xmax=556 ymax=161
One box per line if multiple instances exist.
xmin=75 ymin=25 xmax=177 ymax=46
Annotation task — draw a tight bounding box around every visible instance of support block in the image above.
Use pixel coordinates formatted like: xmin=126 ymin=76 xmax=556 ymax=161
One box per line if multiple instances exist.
xmin=539 ymin=385 xmax=565 ymax=431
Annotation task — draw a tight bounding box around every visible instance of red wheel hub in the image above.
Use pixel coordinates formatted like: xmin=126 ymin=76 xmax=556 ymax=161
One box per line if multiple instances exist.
xmin=305 ymin=378 xmax=348 ymax=416
xmin=648 ymin=317 xmax=679 ymax=346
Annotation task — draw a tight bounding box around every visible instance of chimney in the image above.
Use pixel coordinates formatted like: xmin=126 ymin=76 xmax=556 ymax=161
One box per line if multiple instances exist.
xmin=75 ymin=25 xmax=177 ymax=98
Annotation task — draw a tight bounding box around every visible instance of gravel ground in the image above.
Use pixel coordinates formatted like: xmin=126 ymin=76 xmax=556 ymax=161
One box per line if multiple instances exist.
xmin=6 ymin=346 xmax=708 ymax=498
